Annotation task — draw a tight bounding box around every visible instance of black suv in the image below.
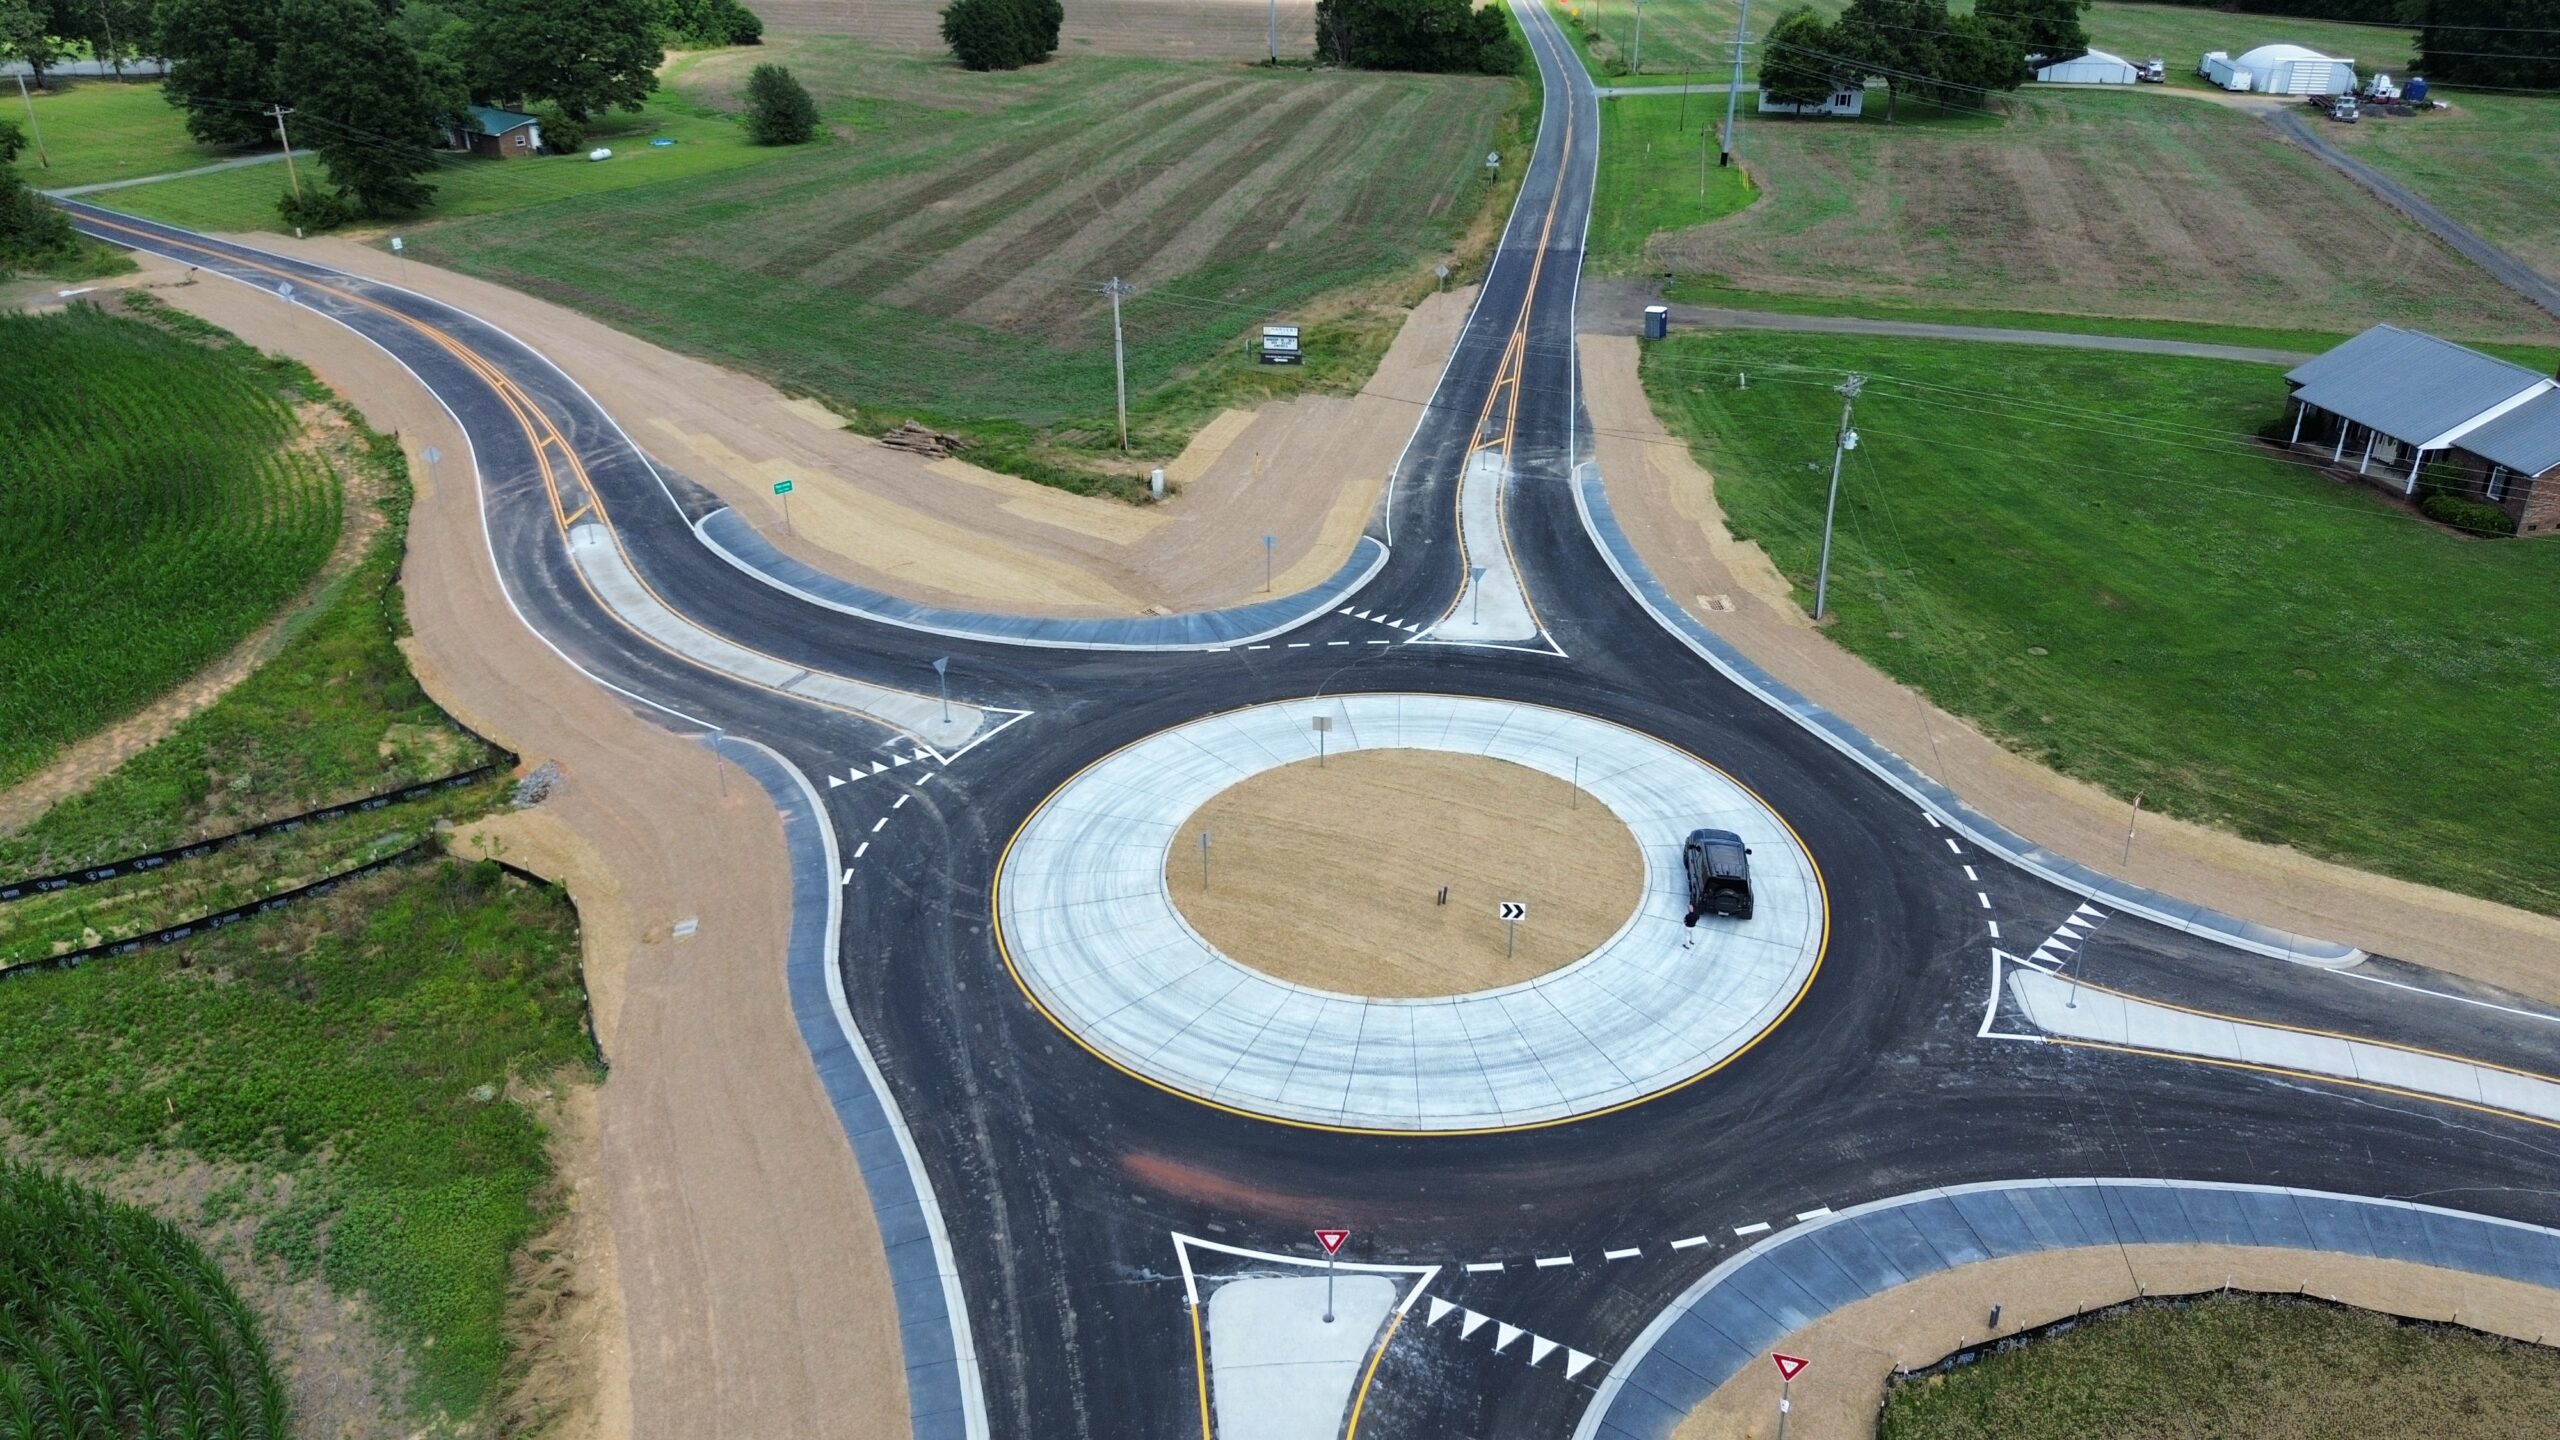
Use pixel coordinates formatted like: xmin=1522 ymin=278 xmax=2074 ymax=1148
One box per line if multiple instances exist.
xmin=1682 ymin=828 xmax=1754 ymax=924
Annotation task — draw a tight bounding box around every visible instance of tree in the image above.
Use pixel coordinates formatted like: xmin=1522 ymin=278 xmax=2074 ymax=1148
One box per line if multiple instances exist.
xmin=742 ymin=61 xmax=815 ymax=144
xmin=2419 ymin=0 xmax=2560 ymax=88
xmin=1 ymin=0 xmax=64 ymax=80
xmin=154 ymin=0 xmax=283 ymax=146
xmin=1310 ymin=0 xmax=1521 ymax=75
xmin=459 ymin=0 xmax=661 ymax=122
xmin=1835 ymin=0 xmax=2030 ymax=119
xmin=1976 ymin=0 xmax=2087 ymax=64
xmin=0 ymin=118 xmax=78 ymax=271
xmin=939 ymin=0 xmax=1053 ymax=71
xmin=657 ymin=0 xmax=761 ymax=47
xmin=1757 ymin=5 xmax=1848 ymax=107
xmin=277 ymin=0 xmax=447 ymax=216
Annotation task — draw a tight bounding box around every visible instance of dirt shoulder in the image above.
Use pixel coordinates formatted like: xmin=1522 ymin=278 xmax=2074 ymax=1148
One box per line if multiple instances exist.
xmin=231 ymin=233 xmax=1468 ymax=619
xmin=1579 ymin=332 xmax=2560 ymax=1003
xmin=1673 ymin=1244 xmax=2560 ymax=1439
xmin=137 ymin=249 xmax=909 ymax=1440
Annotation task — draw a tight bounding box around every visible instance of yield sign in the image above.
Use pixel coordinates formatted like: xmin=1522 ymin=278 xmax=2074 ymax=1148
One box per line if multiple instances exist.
xmin=1770 ymin=1352 xmax=1810 ymax=1382
xmin=1315 ymin=1229 xmax=1350 ymax=1256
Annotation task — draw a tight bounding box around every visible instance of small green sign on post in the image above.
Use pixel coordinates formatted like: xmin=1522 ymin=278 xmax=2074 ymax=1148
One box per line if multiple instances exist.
xmin=771 ymin=479 xmax=795 ymax=495
xmin=772 ymin=477 xmax=795 ymax=534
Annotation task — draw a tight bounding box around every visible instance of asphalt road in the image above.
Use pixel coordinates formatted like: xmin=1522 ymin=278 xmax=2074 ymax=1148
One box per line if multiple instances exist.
xmin=58 ymin=6 xmax=2560 ymax=1434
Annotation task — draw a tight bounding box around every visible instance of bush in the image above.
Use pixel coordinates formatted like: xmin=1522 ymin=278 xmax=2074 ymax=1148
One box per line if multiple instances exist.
xmin=0 ymin=121 xmax=80 ymax=275
xmin=940 ymin=0 xmax=1059 ymax=71
xmin=658 ymin=0 xmax=762 ymax=46
xmin=2418 ymin=491 xmax=2516 ymax=537
xmin=275 ymin=185 xmax=357 ymax=231
xmin=743 ymin=63 xmax=818 ymax=145
xmin=532 ymin=101 xmax=587 ymax=154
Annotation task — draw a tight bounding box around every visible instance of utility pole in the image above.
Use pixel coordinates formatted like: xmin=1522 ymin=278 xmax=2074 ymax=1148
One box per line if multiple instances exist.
xmin=1102 ymin=276 xmax=1133 ymax=453
xmin=1812 ymin=374 xmax=1863 ymax=622
xmin=14 ymin=74 xmax=48 ymax=168
xmin=267 ymin=105 xmax=302 ymax=200
xmin=1631 ymin=0 xmax=1644 ymax=73
xmin=1267 ymin=0 xmax=1277 ymax=64
xmin=1721 ymin=0 xmax=1753 ymax=167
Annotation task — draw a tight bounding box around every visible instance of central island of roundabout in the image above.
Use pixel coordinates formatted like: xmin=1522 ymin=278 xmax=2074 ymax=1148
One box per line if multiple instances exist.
xmin=993 ymin=694 xmax=1828 ymax=1132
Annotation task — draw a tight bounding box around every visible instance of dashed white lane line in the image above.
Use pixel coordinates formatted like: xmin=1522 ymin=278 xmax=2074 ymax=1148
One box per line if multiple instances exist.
xmin=1534 ymin=1255 xmax=1573 ymax=1268
xmin=893 ymin=793 xmax=910 ymax=809
xmin=1977 ymin=892 xmax=1991 ymax=909
xmin=915 ymin=771 xmax=934 ymax=786
xmin=1465 ymin=1261 xmax=1504 ymax=1274
xmin=1943 ymin=838 xmax=1962 ymax=855
xmin=1795 ymin=1207 xmax=1833 ymax=1222
xmin=1987 ymin=920 xmax=2001 ymax=939
xmin=854 ymin=841 xmax=869 ymax=858
xmin=1603 ymin=1247 xmax=1642 ymax=1261
xmin=1670 ymin=1235 xmax=1708 ymax=1250
xmin=870 ymin=817 xmax=888 ymax=833
xmin=1367 ymin=639 xmax=1392 ymax=645
xmin=1924 ymin=813 xmax=1941 ymax=828
xmin=839 ymin=868 xmax=852 ymax=886
xmin=1327 ymin=640 xmax=1349 ymax=646
xmin=1248 ymin=644 xmax=1270 ymax=650
xmin=1964 ymin=865 xmax=1978 ymax=881
xmin=1733 ymin=1221 xmax=1771 ymax=1237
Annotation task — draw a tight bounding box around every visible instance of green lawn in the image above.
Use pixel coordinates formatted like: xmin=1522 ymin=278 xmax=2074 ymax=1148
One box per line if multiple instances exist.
xmin=91 ymin=84 xmax=790 ymax=235
xmin=1649 ymin=89 xmax=2558 ymax=344
xmin=1643 ymin=331 xmax=2560 ymax=912
xmin=1589 ymin=92 xmax=1757 ymax=273
xmin=2330 ymin=94 xmax=2560 ymax=287
xmin=1881 ymin=1295 xmax=2560 ymax=1440
xmin=407 ymin=40 xmax=1516 ymax=465
xmin=4 ymin=77 xmax=249 ymax=189
xmin=0 ymin=859 xmax=594 ymax=1423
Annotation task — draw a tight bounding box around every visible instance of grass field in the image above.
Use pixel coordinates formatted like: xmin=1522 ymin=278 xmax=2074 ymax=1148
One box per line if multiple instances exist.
xmin=1590 ymin=92 xmax=1757 ymax=272
xmin=2 ymin=77 xmax=252 ymax=189
xmin=0 ymin=858 xmax=594 ymax=1423
xmin=71 ymin=77 xmax=790 ymax=236
xmin=2 ymin=1160 xmax=290 ymax=1437
xmin=2332 ymin=94 xmax=2560 ymax=286
xmin=1649 ymin=89 xmax=2558 ymax=343
xmin=1880 ymin=1295 xmax=2560 ymax=1439
xmin=408 ymin=40 xmax=1516 ymax=458
xmin=1552 ymin=0 xmax=2411 ymax=80
xmin=1642 ymin=331 xmax=2560 ymax=912
xmin=0 ymin=306 xmax=342 ymax=792
xmin=746 ymin=0 xmax=1322 ymax=58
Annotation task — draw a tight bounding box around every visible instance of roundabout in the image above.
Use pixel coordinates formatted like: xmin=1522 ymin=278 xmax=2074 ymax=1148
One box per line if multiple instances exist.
xmin=992 ymin=694 xmax=1827 ymax=1132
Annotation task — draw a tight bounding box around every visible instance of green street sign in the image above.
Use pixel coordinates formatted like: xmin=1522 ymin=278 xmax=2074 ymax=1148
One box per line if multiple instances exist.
xmin=772 ymin=479 xmax=795 ymax=495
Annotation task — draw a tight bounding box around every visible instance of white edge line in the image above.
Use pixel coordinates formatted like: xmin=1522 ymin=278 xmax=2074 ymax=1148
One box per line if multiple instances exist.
xmin=2333 ymin=967 xmax=2560 ymax=1027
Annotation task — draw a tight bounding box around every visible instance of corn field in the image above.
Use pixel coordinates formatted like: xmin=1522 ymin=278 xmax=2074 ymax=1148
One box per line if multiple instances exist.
xmin=0 ymin=1160 xmax=290 ymax=1440
xmin=0 ymin=307 xmax=342 ymax=790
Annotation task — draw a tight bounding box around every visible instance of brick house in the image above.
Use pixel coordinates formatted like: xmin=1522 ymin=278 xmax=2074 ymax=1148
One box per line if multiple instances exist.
xmin=443 ymin=105 xmax=544 ymax=159
xmin=2280 ymin=325 xmax=2560 ymax=536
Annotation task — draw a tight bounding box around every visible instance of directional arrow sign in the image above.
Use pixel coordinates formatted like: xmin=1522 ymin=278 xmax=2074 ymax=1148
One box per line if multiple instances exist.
xmin=1499 ymin=901 xmax=1526 ymax=922
xmin=1771 ymin=1352 xmax=1810 ymax=1382
xmin=1314 ymin=1228 xmax=1349 ymax=1256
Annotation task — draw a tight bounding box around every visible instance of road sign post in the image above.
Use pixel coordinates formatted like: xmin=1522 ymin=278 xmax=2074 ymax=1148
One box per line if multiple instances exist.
xmin=1312 ymin=714 xmax=1331 ymax=768
xmin=1771 ymin=1353 xmax=1808 ymax=1440
xmin=1316 ymin=1229 xmax=1349 ymax=1323
xmin=1469 ymin=564 xmax=1488 ymax=625
xmin=1199 ymin=829 xmax=1211 ymax=890
xmin=1263 ymin=534 xmax=1277 ymax=592
xmin=933 ymin=655 xmax=951 ymax=724
xmin=1499 ymin=901 xmax=1526 ymax=958
xmin=773 ymin=476 xmax=795 ymax=534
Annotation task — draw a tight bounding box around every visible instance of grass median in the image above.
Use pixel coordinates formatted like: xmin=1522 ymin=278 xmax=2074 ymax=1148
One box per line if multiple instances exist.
xmin=1642 ymin=330 xmax=2560 ymax=913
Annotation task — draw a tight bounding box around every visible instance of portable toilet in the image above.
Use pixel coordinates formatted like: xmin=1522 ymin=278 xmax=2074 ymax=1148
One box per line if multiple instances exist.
xmin=1643 ymin=305 xmax=1670 ymax=341
xmin=2406 ymin=75 xmax=2429 ymax=102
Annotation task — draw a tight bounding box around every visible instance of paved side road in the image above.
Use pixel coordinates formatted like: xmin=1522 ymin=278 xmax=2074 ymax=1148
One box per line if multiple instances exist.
xmin=1576 ymin=276 xmax=2316 ymax=363
xmin=2264 ymin=106 xmax=2560 ymax=323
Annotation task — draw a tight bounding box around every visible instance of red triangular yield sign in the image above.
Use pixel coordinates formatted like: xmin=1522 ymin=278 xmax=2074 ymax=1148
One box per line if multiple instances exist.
xmin=1314 ymin=1228 xmax=1349 ymax=1256
xmin=1771 ymin=1352 xmax=1809 ymax=1382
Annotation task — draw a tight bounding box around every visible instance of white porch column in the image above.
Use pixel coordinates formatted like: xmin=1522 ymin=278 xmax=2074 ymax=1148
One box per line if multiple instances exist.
xmin=2359 ymin=429 xmax=2377 ymax=475
xmin=2334 ymin=422 xmax=2351 ymax=463
xmin=2406 ymin=448 xmax=2424 ymax=494
xmin=2290 ymin=401 xmax=2307 ymax=445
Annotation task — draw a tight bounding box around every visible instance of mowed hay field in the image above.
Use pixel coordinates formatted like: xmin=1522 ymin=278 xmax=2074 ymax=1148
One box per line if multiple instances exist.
xmin=746 ymin=0 xmax=1320 ymax=58
xmin=0 ymin=307 xmax=341 ymax=790
xmin=2333 ymin=95 xmax=2560 ymax=287
xmin=412 ymin=42 xmax=1512 ymax=431
xmin=1654 ymin=92 xmax=2558 ymax=342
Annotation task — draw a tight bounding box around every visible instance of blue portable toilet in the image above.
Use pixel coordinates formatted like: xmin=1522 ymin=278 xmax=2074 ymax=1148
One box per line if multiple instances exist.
xmin=2406 ymin=76 xmax=2428 ymax=102
xmin=1643 ymin=304 xmax=1670 ymax=340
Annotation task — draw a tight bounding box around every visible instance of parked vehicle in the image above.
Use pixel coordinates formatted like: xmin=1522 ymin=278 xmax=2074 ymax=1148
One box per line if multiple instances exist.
xmin=2138 ymin=57 xmax=2167 ymax=83
xmin=2308 ymin=92 xmax=2360 ymax=122
xmin=1682 ymin=828 xmax=1755 ymax=925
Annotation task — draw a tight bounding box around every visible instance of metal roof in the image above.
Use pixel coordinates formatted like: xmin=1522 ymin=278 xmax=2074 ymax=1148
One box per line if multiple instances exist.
xmin=464 ymin=105 xmax=541 ymax=136
xmin=2286 ymin=325 xmax=2544 ymax=447
xmin=2459 ymin=389 xmax=2560 ymax=476
xmin=2236 ymin=43 xmax=2347 ymax=69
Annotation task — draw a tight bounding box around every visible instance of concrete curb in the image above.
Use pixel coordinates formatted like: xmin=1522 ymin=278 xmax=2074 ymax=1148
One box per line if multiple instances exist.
xmin=696 ymin=507 xmax=1389 ymax=652
xmin=1576 ymin=1177 xmax=2560 ymax=1440
xmin=727 ymin=736 xmax=989 ymax=1440
xmin=1568 ymin=468 xmax=2364 ymax=967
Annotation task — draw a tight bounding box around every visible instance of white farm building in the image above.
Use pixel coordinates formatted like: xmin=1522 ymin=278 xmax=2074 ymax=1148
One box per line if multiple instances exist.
xmin=2035 ymin=49 xmax=2140 ymax=85
xmin=2201 ymin=44 xmax=2357 ymax=95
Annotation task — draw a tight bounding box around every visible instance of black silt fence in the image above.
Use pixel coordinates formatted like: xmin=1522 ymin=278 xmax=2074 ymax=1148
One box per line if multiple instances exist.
xmin=0 ymin=841 xmax=433 ymax=981
xmin=0 ymin=758 xmax=511 ymax=904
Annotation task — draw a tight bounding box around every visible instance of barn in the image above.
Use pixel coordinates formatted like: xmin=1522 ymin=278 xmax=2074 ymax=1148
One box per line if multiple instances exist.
xmin=2203 ymin=43 xmax=2357 ymax=95
xmin=2035 ymin=49 xmax=2140 ymax=85
xmin=2280 ymin=325 xmax=2560 ymax=536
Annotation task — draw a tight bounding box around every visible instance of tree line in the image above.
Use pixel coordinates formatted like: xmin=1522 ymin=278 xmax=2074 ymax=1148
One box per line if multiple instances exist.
xmin=1759 ymin=0 xmax=2090 ymax=118
xmin=934 ymin=0 xmax=1520 ymax=76
xmin=0 ymin=0 xmax=793 ymax=225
